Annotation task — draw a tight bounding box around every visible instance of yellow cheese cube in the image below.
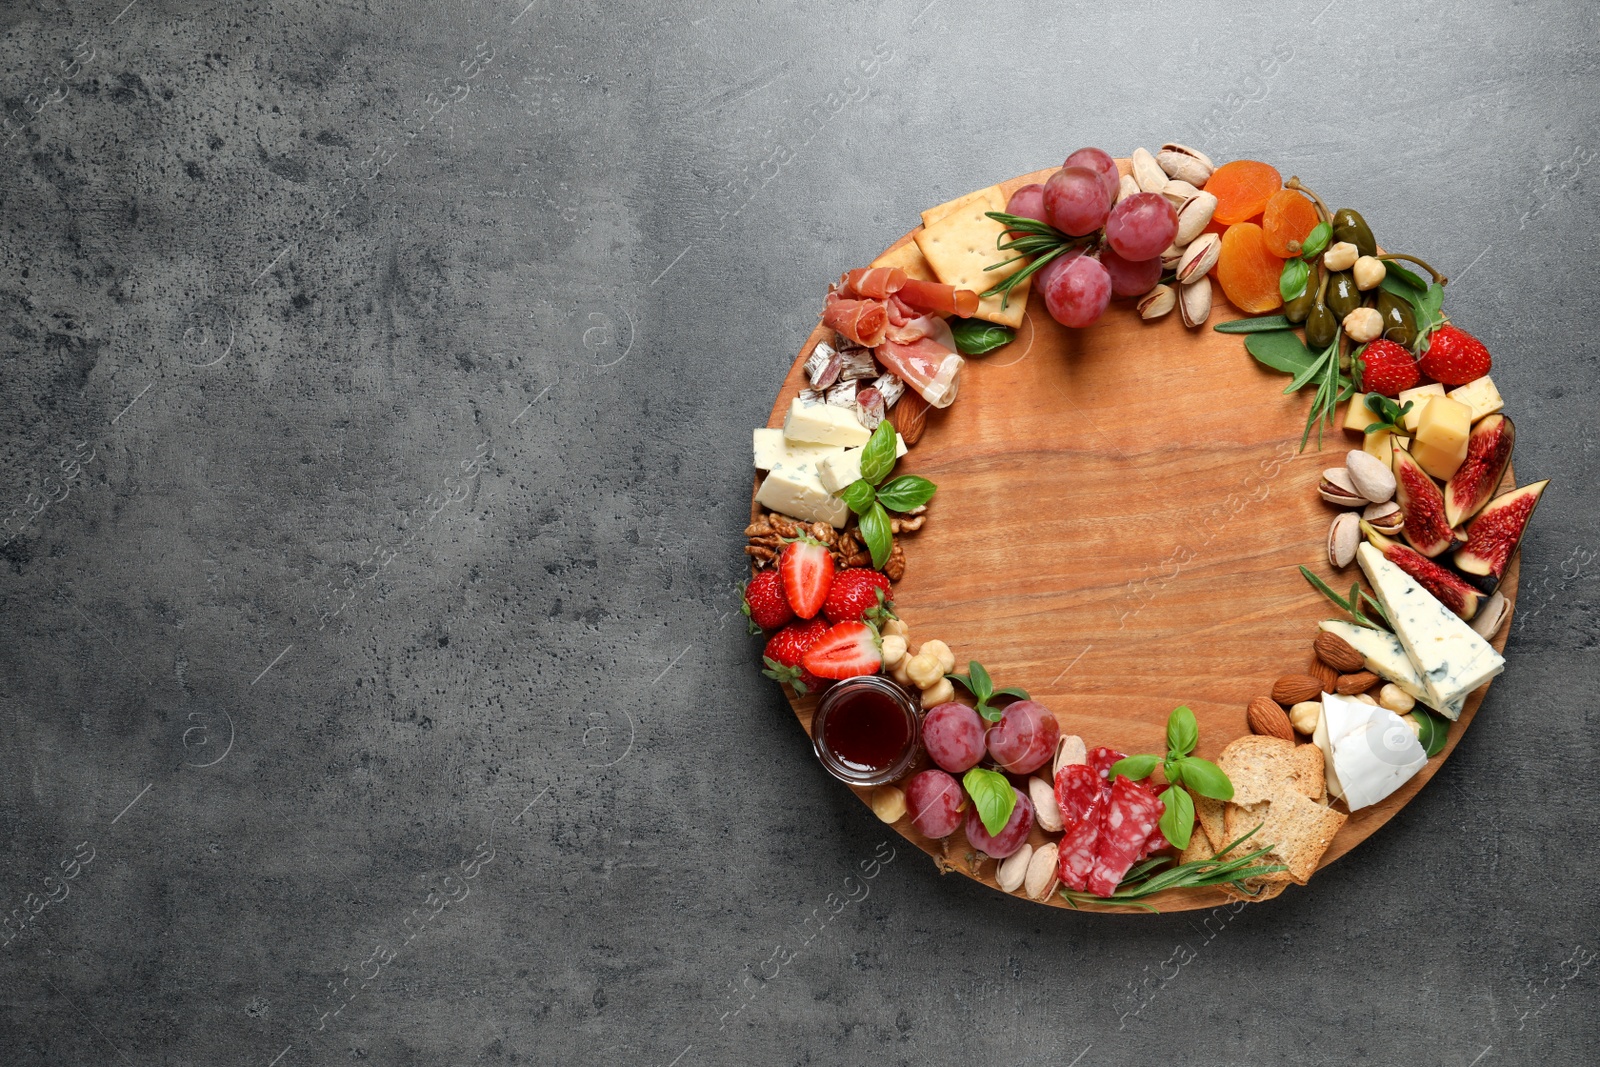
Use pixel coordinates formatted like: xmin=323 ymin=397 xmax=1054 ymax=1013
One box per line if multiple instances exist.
xmin=1344 ymin=393 xmax=1377 ymax=433
xmin=1363 ymin=428 xmax=1405 ymax=469
xmin=1415 ymin=395 xmax=1472 ymax=454
xmin=1447 ymin=376 xmax=1504 ymax=423
xmin=1411 ymin=436 xmax=1468 ymax=480
xmin=1398 ymin=384 xmax=1446 ymax=433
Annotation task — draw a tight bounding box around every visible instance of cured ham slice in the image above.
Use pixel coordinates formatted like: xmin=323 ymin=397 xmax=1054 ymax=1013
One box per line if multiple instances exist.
xmin=822 ymin=297 xmax=887 ymax=348
xmin=1085 ymin=776 xmax=1165 ymax=897
xmin=896 ymin=278 xmax=980 ymax=318
xmin=874 ymin=315 xmax=963 ymax=409
xmin=840 ymin=266 xmax=906 ymax=299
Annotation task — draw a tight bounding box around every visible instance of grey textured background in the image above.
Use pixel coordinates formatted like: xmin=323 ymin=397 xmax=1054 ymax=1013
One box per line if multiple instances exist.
xmin=1 ymin=0 xmax=1596 ymax=1064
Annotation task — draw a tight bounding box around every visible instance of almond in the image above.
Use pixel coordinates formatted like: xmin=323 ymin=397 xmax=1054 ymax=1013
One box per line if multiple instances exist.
xmin=1247 ymin=696 xmax=1295 ymax=741
xmin=888 ymin=392 xmax=928 ymax=445
xmin=1336 ymin=670 xmax=1380 ymax=695
xmin=1308 ymin=657 xmax=1339 ymax=694
xmin=1271 ymin=674 xmax=1324 ymax=706
xmin=1313 ymin=631 xmax=1366 ymax=673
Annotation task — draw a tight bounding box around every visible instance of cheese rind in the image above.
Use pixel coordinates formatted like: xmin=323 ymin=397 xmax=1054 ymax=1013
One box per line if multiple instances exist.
xmin=814 ymin=437 xmax=909 ymax=494
xmin=1356 ymin=544 xmax=1504 ymax=711
xmin=1313 ymin=692 xmax=1428 ymax=811
xmin=1316 ymin=619 xmax=1463 ymax=719
xmin=755 ymin=464 xmax=850 ymax=527
xmin=753 ymin=428 xmax=844 ymax=471
xmin=782 ymin=398 xmax=872 ymax=446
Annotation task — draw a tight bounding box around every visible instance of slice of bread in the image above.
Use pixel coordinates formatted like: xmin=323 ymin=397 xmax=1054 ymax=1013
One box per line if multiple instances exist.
xmin=1196 ymin=794 xmax=1227 ymax=851
xmin=1218 ymin=735 xmax=1298 ymax=805
xmin=1225 ymin=789 xmax=1347 ymax=886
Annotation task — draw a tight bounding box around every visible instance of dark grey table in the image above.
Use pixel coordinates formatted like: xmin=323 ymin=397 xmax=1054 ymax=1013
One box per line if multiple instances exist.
xmin=2 ymin=1 xmax=1596 ymax=1064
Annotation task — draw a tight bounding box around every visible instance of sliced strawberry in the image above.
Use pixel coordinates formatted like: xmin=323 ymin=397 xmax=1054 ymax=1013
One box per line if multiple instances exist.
xmin=762 ymin=618 xmax=829 ymax=694
xmin=741 ymin=569 xmax=793 ymax=632
xmin=801 ymin=621 xmax=883 ymax=680
xmin=822 ymin=568 xmax=895 ymax=624
xmin=779 ymin=535 xmax=834 ymax=619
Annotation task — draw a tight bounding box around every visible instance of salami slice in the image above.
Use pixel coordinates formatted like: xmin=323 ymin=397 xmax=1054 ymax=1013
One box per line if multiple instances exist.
xmin=1086 ymin=746 xmax=1127 ymax=791
xmin=1056 ymin=793 xmax=1103 ymax=892
xmin=1054 ymin=763 xmax=1102 ymax=828
xmin=1085 ymin=776 xmax=1165 ymax=898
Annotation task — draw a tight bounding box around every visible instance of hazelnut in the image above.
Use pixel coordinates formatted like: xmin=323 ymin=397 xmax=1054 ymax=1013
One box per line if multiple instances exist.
xmin=880 ymin=634 xmax=907 ymax=668
xmin=918 ymin=639 xmax=956 ymax=675
xmin=889 ymin=657 xmax=914 ymax=687
xmin=1353 ymin=255 xmax=1387 ymax=290
xmin=919 ymin=677 xmax=955 ymax=707
xmin=1343 ymin=306 xmax=1383 ymax=343
xmin=870 ymin=786 xmax=906 ymax=823
xmin=882 ymin=618 xmax=909 ymax=637
xmin=1323 ymin=241 xmax=1359 ymax=272
xmin=1355 ymin=693 xmax=1379 ymax=706
xmin=1377 ymin=683 xmax=1415 ymax=714
xmin=906 ymin=652 xmax=943 ymax=689
xmin=1404 ymin=716 xmax=1423 ymax=738
xmin=1289 ymin=701 xmax=1321 ymax=735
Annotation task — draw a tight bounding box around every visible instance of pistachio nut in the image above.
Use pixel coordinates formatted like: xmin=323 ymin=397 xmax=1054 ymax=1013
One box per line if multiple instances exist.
xmin=1160 ymin=141 xmax=1215 ymax=173
xmin=1176 ymin=233 xmax=1221 ymax=285
xmin=1137 ymin=284 xmax=1176 ymax=320
xmin=1131 ymin=147 xmax=1168 ymax=193
xmin=1362 ymin=499 xmax=1405 ymax=535
xmin=1179 ymin=278 xmax=1212 ymax=328
xmin=1470 ymin=591 xmax=1509 ymax=640
xmin=1328 ymin=511 xmax=1361 ymax=568
xmin=1025 ymin=842 xmax=1060 ymax=901
xmin=1029 ymin=776 xmax=1062 ymax=832
xmin=1345 ymin=449 xmax=1397 ymax=503
xmin=1319 ymin=468 xmax=1366 ymax=506
xmin=1174 ymin=191 xmax=1218 ymax=246
xmin=1117 ymin=172 xmax=1140 ymax=204
xmin=997 ymin=843 xmax=1033 ymax=892
xmin=1053 ymin=733 xmax=1087 ymax=776
xmin=1159 ymin=243 xmax=1185 ymax=270
xmin=1161 ymin=179 xmax=1202 ymax=210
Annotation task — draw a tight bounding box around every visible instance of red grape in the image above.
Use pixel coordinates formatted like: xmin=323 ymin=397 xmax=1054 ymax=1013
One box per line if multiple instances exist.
xmin=922 ymin=701 xmax=987 ymax=773
xmin=986 ymin=700 xmax=1061 ymax=774
xmin=1063 ymin=147 xmax=1119 ymax=205
xmin=1005 ymin=183 xmax=1047 ymax=226
xmin=906 ymin=770 xmax=965 ymax=838
xmin=964 ymin=787 xmax=1034 ymax=858
xmin=1105 ymin=192 xmax=1178 ymax=261
xmin=1099 ymin=247 xmax=1163 ymax=298
xmin=1038 ymin=252 xmax=1111 ymax=328
xmin=1043 ymin=166 xmax=1112 ymax=236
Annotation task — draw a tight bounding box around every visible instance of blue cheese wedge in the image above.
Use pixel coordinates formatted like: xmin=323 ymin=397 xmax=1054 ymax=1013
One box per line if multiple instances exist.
xmin=815 ymin=436 xmax=909 ymax=495
xmin=752 ymin=428 xmax=844 ymax=472
xmin=1312 ymin=692 xmax=1428 ymax=811
xmin=1316 ymin=619 xmax=1465 ymax=720
xmin=1356 ymin=544 xmax=1504 ymax=711
xmin=782 ymin=397 xmax=871 ymax=446
xmin=755 ymin=462 xmax=850 ymax=527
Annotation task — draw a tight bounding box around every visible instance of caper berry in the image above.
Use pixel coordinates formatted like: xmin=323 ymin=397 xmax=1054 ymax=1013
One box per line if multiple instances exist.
xmin=1306 ymin=303 xmax=1338 ymax=349
xmin=1284 ymin=267 xmax=1320 ymax=324
xmin=1375 ymin=290 xmax=1418 ymax=348
xmin=1332 ymin=208 xmax=1377 ymax=257
xmin=1326 ymin=271 xmax=1361 ymax=318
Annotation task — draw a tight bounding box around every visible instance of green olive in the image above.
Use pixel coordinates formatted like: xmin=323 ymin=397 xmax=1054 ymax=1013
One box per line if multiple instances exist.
xmin=1375 ymin=290 xmax=1418 ymax=348
xmin=1332 ymin=208 xmax=1377 ymax=257
xmin=1306 ymin=302 xmax=1338 ymax=349
xmin=1326 ymin=271 xmax=1361 ymax=318
xmin=1283 ymin=268 xmax=1319 ymax=324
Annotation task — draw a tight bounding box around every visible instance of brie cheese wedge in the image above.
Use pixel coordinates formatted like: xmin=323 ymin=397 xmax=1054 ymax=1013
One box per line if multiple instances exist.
xmin=1313 ymin=692 xmax=1428 ymax=811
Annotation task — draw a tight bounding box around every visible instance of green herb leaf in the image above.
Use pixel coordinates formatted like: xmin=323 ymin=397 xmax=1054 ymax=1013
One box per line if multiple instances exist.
xmin=1166 ymin=705 xmax=1199 ymax=757
xmin=1244 ymin=330 xmax=1319 ymax=376
xmin=1299 ymin=221 xmax=1331 ymax=260
xmin=1362 ymin=394 xmax=1412 ymax=435
xmin=1380 ymin=259 xmax=1427 ymax=292
xmin=1299 ymin=564 xmax=1386 ymax=630
xmin=1214 ymin=314 xmax=1296 ymax=334
xmin=949 ymin=318 xmax=1016 ymax=356
xmin=992 ymin=686 xmax=1031 ymax=701
xmin=858 ymin=502 xmax=893 ymax=570
xmin=1175 ymin=757 xmax=1233 ymax=800
xmin=966 ymin=660 xmax=994 ymax=701
xmin=1056 ymin=825 xmax=1288 ymax=910
xmin=876 ymin=475 xmax=937 ymax=513
xmin=1158 ymin=785 xmax=1195 ymax=849
xmin=962 ymin=767 xmax=1017 ymax=837
xmin=858 ymin=421 xmax=899 ymax=486
xmin=1279 ymin=258 xmax=1310 ymax=303
xmin=1110 ymin=754 xmax=1161 ymax=781
xmin=1409 ymin=709 xmax=1449 ymax=758
xmin=838 ymin=479 xmax=877 ymax=516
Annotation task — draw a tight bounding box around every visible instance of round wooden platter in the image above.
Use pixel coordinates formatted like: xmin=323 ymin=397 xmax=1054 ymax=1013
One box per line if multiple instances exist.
xmin=755 ymin=164 xmax=1518 ymax=913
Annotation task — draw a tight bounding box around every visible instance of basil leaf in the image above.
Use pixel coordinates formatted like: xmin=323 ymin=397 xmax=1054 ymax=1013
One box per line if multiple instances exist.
xmin=1244 ymin=330 xmax=1318 ymax=377
xmin=1299 ymin=221 xmax=1331 ymax=259
xmin=949 ymin=318 xmax=1016 ymax=356
xmin=1214 ymin=315 xmax=1295 ymax=334
xmin=992 ymin=686 xmax=1031 ymax=701
xmin=1381 ymin=260 xmax=1427 ymax=292
xmin=1158 ymin=785 xmax=1195 ymax=850
xmin=857 ymin=421 xmax=899 ymax=486
xmin=1109 ymin=754 xmax=1160 ymax=781
xmin=1166 ymin=705 xmax=1199 ymax=757
xmin=962 ymin=767 xmax=1017 ymax=837
xmin=967 ymin=660 xmax=994 ymax=701
xmin=838 ymin=479 xmax=877 ymax=516
xmin=1175 ymin=757 xmax=1233 ymax=800
xmin=1279 ymin=258 xmax=1310 ymax=303
xmin=876 ymin=475 xmax=937 ymax=512
xmin=1409 ymin=710 xmax=1449 ymax=758
xmin=858 ymin=502 xmax=893 ymax=569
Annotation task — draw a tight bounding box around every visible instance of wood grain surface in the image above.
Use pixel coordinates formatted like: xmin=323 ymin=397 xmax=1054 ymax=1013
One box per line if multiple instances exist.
xmin=756 ymin=166 xmax=1518 ymax=913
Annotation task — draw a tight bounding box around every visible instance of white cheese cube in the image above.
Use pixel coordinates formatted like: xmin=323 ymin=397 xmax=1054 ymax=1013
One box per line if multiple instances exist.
xmin=814 ymin=436 xmax=910 ymax=495
xmin=1313 ymin=692 xmax=1428 ymax=811
xmin=755 ymin=464 xmax=850 ymax=528
xmin=782 ymin=398 xmax=871 ymax=446
xmin=753 ymin=428 xmax=844 ymax=472
xmin=1447 ymin=376 xmax=1504 ymax=423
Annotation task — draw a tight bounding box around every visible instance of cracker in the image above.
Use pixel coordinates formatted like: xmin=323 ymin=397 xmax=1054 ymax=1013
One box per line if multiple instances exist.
xmin=1196 ymin=794 xmax=1228 ymax=852
xmin=1225 ymin=790 xmax=1347 ymax=886
xmin=921 ymin=186 xmax=995 ymax=227
xmin=912 ymin=186 xmax=1030 ymax=328
xmin=869 ymin=240 xmax=937 ymax=282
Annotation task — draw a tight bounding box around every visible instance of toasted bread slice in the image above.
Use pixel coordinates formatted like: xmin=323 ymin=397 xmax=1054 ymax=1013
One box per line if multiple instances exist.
xmin=1218 ymin=735 xmax=1298 ymax=805
xmin=1179 ymin=827 xmax=1215 ymax=867
xmin=1226 ymin=790 xmax=1347 ymax=886
xmin=1196 ymin=794 xmax=1227 ymax=852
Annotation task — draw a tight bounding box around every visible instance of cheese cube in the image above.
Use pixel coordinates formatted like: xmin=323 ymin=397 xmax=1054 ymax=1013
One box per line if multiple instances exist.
xmin=1415 ymin=396 xmax=1471 ymax=453
xmin=1398 ymin=384 xmax=1446 ymax=433
xmin=753 ymin=428 xmax=844 ymax=471
xmin=1447 ymin=376 xmax=1504 ymax=423
xmin=1344 ymin=393 xmax=1378 ymax=433
xmin=1411 ymin=436 xmax=1468 ymax=480
xmin=1363 ymin=428 xmax=1402 ymax=469
xmin=815 ymin=436 xmax=910 ymax=495
xmin=782 ymin=398 xmax=871 ymax=447
xmin=755 ymin=464 xmax=851 ymax=527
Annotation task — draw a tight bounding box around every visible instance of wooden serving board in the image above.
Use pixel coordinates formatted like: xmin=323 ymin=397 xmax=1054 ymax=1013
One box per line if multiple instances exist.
xmin=757 ymin=165 xmax=1518 ymax=913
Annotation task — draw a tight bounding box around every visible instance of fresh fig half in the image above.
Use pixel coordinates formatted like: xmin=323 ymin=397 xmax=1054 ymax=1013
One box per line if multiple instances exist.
xmin=1444 ymin=414 xmax=1515 ymax=528
xmin=1391 ymin=444 xmax=1455 ymax=558
xmin=1455 ymin=480 xmax=1550 ymax=581
xmin=1360 ymin=521 xmax=1484 ymax=620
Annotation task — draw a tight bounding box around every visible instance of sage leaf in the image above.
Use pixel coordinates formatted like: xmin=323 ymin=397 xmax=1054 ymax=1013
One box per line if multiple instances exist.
xmin=1245 ymin=330 xmax=1319 ymax=376
xmin=1381 ymin=260 xmax=1427 ymax=291
xmin=1215 ymin=314 xmax=1295 ymax=334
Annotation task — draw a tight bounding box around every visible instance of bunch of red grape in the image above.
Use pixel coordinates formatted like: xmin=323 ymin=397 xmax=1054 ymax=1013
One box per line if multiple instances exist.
xmin=1007 ymin=147 xmax=1177 ymax=329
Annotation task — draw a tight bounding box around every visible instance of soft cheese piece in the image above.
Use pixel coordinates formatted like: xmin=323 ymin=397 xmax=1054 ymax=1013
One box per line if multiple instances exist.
xmin=753 ymin=428 xmax=845 ymax=471
xmin=755 ymin=463 xmax=850 ymax=527
xmin=814 ymin=436 xmax=909 ymax=494
xmin=782 ymin=398 xmax=872 ymax=447
xmin=1317 ymin=619 xmax=1464 ymax=720
xmin=1357 ymin=544 xmax=1504 ymax=710
xmin=1312 ymin=692 xmax=1428 ymax=811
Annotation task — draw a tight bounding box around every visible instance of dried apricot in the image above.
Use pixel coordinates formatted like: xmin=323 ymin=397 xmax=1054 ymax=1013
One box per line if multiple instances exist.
xmin=1206 ymin=160 xmax=1282 ymax=226
xmin=1216 ymin=222 xmax=1284 ymax=313
xmin=1261 ymin=189 xmax=1319 ymax=258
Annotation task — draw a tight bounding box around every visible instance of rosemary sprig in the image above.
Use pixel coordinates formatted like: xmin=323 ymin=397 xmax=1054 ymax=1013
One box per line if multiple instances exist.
xmin=978 ymin=211 xmax=1097 ymax=309
xmin=1290 ymin=334 xmax=1353 ymax=451
xmin=1299 ymin=565 xmax=1390 ymax=630
xmin=1058 ymin=826 xmax=1287 ymax=913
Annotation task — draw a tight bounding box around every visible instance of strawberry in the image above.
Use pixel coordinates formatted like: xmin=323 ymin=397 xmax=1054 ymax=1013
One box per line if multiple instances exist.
xmin=1355 ymin=339 xmax=1419 ymax=396
xmin=779 ymin=535 xmax=834 ymax=619
xmin=1418 ymin=325 xmax=1492 ymax=386
xmin=762 ymin=618 xmax=829 ymax=694
xmin=801 ymin=620 xmax=883 ymax=680
xmin=741 ymin=569 xmax=793 ymax=632
xmin=822 ymin=568 xmax=895 ymax=625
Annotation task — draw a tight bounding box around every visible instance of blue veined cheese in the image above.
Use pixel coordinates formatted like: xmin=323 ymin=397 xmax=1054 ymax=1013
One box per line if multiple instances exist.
xmin=1356 ymin=544 xmax=1504 ymax=711
xmin=755 ymin=461 xmax=850 ymax=527
xmin=1317 ymin=619 xmax=1465 ymax=720
xmin=752 ymin=428 xmax=845 ymax=472
xmin=782 ymin=397 xmax=871 ymax=446
xmin=1312 ymin=692 xmax=1428 ymax=810
xmin=814 ymin=435 xmax=909 ymax=495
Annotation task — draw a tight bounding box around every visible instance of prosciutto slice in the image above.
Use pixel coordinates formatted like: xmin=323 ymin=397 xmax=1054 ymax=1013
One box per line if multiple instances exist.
xmin=1085 ymin=776 xmax=1166 ymax=898
xmin=840 ymin=266 xmax=906 ymax=299
xmin=896 ymin=278 xmax=980 ymax=318
xmin=874 ymin=314 xmax=963 ymax=409
xmin=822 ymin=297 xmax=888 ymax=348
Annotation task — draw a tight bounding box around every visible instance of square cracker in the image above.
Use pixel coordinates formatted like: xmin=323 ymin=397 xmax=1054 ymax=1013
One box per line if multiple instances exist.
xmin=921 ymin=186 xmax=995 ymax=227
xmin=912 ymin=186 xmax=1030 ymax=328
xmin=869 ymin=240 xmax=937 ymax=282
